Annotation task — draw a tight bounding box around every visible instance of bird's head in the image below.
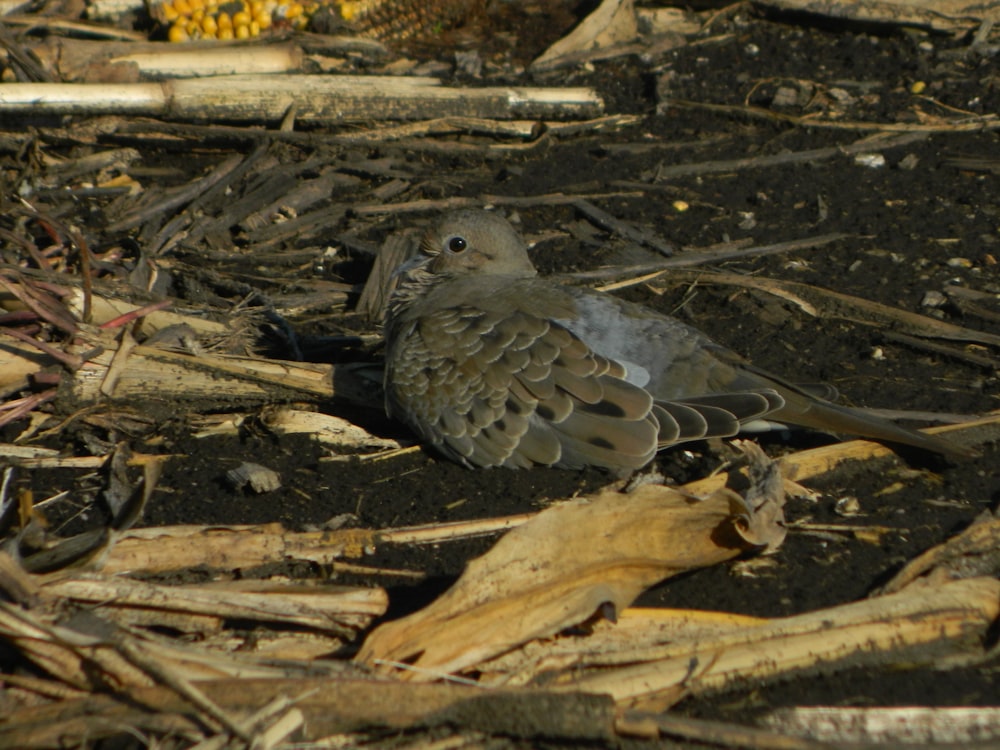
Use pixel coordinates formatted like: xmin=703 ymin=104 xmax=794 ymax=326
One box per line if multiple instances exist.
xmin=416 ymin=209 xmax=538 ymax=278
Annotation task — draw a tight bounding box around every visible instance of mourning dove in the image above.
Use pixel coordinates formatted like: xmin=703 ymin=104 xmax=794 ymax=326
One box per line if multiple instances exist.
xmin=383 ymin=209 xmax=968 ymax=470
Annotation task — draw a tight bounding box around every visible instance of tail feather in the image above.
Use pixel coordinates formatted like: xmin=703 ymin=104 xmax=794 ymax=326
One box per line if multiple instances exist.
xmin=772 ymin=393 xmax=976 ymax=459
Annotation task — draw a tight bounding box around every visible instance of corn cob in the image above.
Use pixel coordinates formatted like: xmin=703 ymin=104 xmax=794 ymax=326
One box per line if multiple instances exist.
xmin=155 ymin=0 xmax=471 ymax=42
xmin=331 ymin=0 xmax=470 ymax=41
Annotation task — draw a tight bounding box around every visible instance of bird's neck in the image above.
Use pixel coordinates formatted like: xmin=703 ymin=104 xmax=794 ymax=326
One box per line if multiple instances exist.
xmin=385 ymin=264 xmax=434 ymax=325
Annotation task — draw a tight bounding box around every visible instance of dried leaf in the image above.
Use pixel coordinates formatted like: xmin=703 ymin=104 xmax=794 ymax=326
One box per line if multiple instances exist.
xmin=358 ymin=474 xmax=785 ymax=676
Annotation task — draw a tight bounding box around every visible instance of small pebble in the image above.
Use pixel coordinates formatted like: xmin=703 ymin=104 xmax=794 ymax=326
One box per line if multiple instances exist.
xmin=835 ymin=496 xmax=862 ymax=516
xmin=854 ymin=153 xmax=886 ymax=168
xmin=226 ymin=463 xmax=281 ymax=493
xmin=921 ymin=290 xmax=947 ymax=307
xmin=772 ymin=86 xmax=799 ymax=107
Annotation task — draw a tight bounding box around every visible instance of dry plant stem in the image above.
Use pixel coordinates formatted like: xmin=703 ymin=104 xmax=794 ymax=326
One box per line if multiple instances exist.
xmin=100 ymin=325 xmax=140 ymax=397
xmin=98 ymin=300 xmax=173 ymax=330
xmin=582 ymin=233 xmax=850 ymax=285
xmin=649 ymin=131 xmax=928 ymax=179
xmin=753 ymin=0 xmax=992 ymax=34
xmin=107 ymin=114 xmax=639 ymax=152
xmin=876 ymin=511 xmax=1000 ymax=594
xmin=668 ymin=98 xmax=1000 ymax=132
xmin=91 ymin=517 xmax=530 ymax=575
xmin=43 ymin=576 xmax=386 ymax=635
xmin=69 ymin=342 xmax=339 ymax=403
xmin=2 ymin=672 xmax=89 ymax=700
xmin=353 ymin=190 xmax=645 ymax=216
xmin=572 ymin=198 xmax=676 ymax=256
xmin=112 ymin=636 xmax=248 ymax=739
xmin=0 ymin=550 xmax=39 ymax=606
xmin=0 ymin=76 xmax=604 ymax=123
xmin=0 ymin=271 xmax=78 ymax=334
xmin=0 ymin=696 xmax=202 ymax=748
xmin=0 ymin=600 xmax=154 ymax=690
xmin=379 ymin=514 xmax=540 ymax=544
xmin=332 ymin=116 xmax=543 ymax=143
xmin=763 ymin=706 xmax=1000 ymax=745
xmin=107 ymin=154 xmax=244 ymax=232
xmin=0 ymin=22 xmax=52 ymax=82
xmin=554 ymin=577 xmax=999 ymax=706
xmin=617 ymin=709 xmax=832 ymax=750
xmin=0 ymin=15 xmax=146 ymax=40
xmin=26 ymin=38 xmax=305 ymax=79
xmin=637 ymin=268 xmax=1000 ymax=348
xmin=945 ymin=286 xmax=1000 ymax=324
xmin=0 ymin=677 xmax=605 ymax=747
xmin=0 ymin=391 xmax=57 ymax=428
xmin=880 ymin=330 xmax=1000 ymax=369
xmin=0 ymin=328 xmax=83 ymax=369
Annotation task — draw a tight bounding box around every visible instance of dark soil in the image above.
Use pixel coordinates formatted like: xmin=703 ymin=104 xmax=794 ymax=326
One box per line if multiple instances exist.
xmin=3 ymin=2 xmax=1000 ymax=745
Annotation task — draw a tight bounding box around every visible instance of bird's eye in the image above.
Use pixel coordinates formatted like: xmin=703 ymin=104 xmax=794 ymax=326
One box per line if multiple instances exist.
xmin=447 ymin=236 xmax=468 ymax=253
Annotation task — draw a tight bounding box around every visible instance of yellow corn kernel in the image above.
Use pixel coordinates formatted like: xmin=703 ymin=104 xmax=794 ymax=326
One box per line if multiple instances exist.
xmin=217 ymin=25 xmax=235 ymax=38
xmin=249 ymin=19 xmax=261 ymax=35
xmin=173 ymin=0 xmax=192 ymax=15
xmin=185 ymin=18 xmax=202 ymax=36
xmin=338 ymin=0 xmax=359 ymax=21
xmin=161 ymin=3 xmax=179 ymax=21
xmin=201 ymin=14 xmax=218 ymax=34
xmin=256 ymin=11 xmax=271 ymax=28
xmin=216 ymin=11 xmax=232 ymax=27
xmin=283 ymin=3 xmax=302 ymax=19
xmin=232 ymin=9 xmax=251 ymax=25
xmin=168 ymin=22 xmax=189 ymax=41
xmin=249 ymin=0 xmax=264 ymax=17
xmin=191 ymin=7 xmax=204 ymax=21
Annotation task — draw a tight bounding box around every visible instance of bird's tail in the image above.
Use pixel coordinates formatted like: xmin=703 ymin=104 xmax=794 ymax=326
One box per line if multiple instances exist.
xmin=771 ymin=389 xmax=976 ymax=459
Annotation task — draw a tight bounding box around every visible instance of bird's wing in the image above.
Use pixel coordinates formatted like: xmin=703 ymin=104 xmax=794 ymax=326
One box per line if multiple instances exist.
xmin=387 ymin=298 xmax=795 ymax=469
xmin=386 ymin=299 xmax=667 ymax=469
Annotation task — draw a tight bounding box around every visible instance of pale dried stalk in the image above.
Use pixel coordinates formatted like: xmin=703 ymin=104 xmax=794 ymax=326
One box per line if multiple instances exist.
xmin=72 ymin=342 xmax=335 ymax=402
xmin=99 ymin=522 xmax=378 ymax=574
xmin=645 ymin=268 xmax=1000 ymax=348
xmin=764 ymin=706 xmax=1000 ymax=744
xmin=550 ymin=577 xmax=1000 ymax=708
xmin=42 ymin=576 xmax=388 ymax=633
xmin=876 ymin=510 xmax=1000 ymax=594
xmin=755 ymin=0 xmax=993 ymax=33
xmin=0 ymin=76 xmax=604 ymax=123
xmin=0 ymin=601 xmax=155 ymax=691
